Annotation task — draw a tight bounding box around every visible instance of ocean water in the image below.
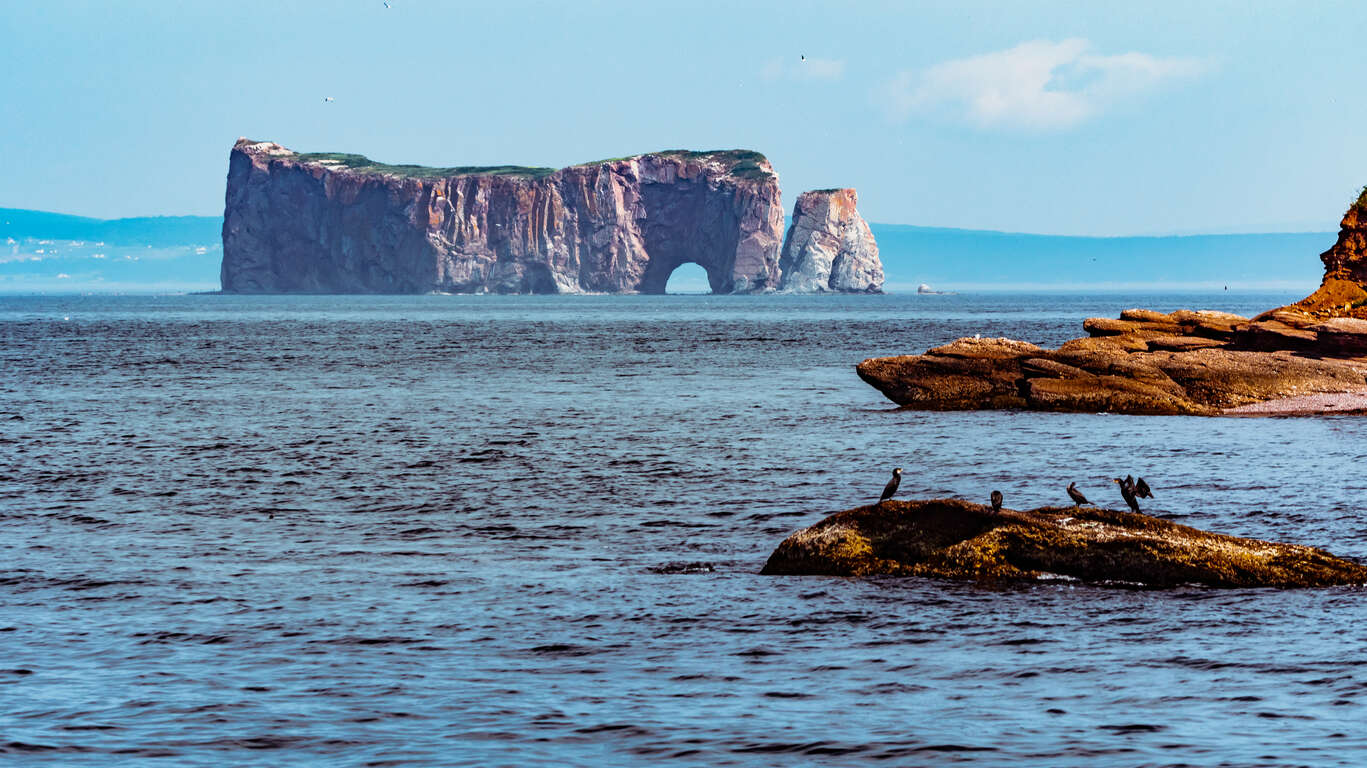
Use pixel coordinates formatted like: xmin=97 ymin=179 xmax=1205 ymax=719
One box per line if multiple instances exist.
xmin=4 ymin=291 xmax=1367 ymax=767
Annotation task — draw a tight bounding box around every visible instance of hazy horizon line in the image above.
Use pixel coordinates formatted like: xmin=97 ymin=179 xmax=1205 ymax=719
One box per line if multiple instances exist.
xmin=0 ymin=283 xmax=1316 ymax=298
xmin=0 ymin=205 xmax=1338 ymax=241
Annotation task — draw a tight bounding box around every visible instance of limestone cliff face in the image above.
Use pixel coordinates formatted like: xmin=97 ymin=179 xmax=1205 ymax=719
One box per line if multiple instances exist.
xmin=220 ymin=139 xmax=786 ymax=294
xmin=1290 ymin=195 xmax=1367 ymax=316
xmin=777 ymin=188 xmax=883 ymax=293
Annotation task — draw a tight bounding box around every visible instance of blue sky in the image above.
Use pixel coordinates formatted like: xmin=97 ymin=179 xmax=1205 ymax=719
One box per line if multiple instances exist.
xmin=0 ymin=0 xmax=1363 ymax=235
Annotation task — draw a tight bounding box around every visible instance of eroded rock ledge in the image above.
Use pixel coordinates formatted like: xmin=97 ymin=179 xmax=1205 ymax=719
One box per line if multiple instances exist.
xmin=857 ymin=308 xmax=1367 ymax=415
xmin=857 ymin=194 xmax=1367 ymax=416
xmin=761 ymin=499 xmax=1367 ymax=588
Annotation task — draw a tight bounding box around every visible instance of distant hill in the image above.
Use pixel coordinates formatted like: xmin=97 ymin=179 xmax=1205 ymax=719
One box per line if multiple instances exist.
xmin=871 ymin=223 xmax=1334 ymax=292
xmin=0 ymin=208 xmax=220 ymax=248
xmin=0 ymin=207 xmax=1337 ymax=293
xmin=1 ymin=208 xmax=223 ymax=293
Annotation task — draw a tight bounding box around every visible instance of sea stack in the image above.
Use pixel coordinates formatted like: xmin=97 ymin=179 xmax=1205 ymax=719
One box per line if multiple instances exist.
xmin=777 ymin=188 xmax=884 ymax=293
xmin=220 ymin=139 xmax=786 ymax=294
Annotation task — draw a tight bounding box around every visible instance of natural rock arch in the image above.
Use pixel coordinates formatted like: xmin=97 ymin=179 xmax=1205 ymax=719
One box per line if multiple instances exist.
xmin=659 ymin=262 xmax=713 ymax=293
xmin=632 ymin=178 xmax=759 ymax=294
xmin=639 ymin=258 xmax=734 ymax=294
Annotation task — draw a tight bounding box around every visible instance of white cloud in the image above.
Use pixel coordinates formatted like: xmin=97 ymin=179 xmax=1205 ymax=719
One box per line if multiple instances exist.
xmin=761 ymin=55 xmax=846 ymax=82
xmin=884 ymin=39 xmax=1207 ymax=131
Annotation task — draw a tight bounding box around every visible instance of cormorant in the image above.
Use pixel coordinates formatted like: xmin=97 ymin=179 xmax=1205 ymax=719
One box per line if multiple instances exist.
xmin=1066 ymin=482 xmax=1090 ymax=507
xmin=990 ymin=490 xmax=1003 ymax=514
xmin=1113 ymin=477 xmax=1140 ymax=514
xmin=879 ymin=468 xmax=902 ymax=503
xmin=1135 ymin=477 xmax=1153 ymax=499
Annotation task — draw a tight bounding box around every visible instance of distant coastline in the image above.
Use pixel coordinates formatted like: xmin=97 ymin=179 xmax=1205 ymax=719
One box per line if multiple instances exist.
xmin=0 ymin=207 xmax=1332 ymax=294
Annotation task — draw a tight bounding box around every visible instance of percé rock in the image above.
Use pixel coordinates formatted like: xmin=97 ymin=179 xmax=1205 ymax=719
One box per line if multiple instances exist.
xmin=857 ymin=193 xmax=1367 ymax=415
xmin=777 ymin=188 xmax=883 ymax=293
xmin=761 ymin=499 xmax=1367 ymax=588
xmin=221 ymin=139 xmax=786 ymax=294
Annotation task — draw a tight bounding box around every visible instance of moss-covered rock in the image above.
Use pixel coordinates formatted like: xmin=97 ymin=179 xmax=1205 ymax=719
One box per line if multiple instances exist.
xmin=761 ymin=499 xmax=1367 ymax=588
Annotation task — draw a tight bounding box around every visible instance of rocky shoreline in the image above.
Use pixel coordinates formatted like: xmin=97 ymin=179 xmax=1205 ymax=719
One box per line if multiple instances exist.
xmin=857 ymin=307 xmax=1367 ymax=415
xmin=761 ymin=499 xmax=1367 ymax=588
xmin=857 ymin=195 xmax=1367 ymax=416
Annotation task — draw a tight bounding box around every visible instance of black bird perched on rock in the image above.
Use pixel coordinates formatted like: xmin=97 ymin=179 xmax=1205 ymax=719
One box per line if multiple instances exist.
xmin=1135 ymin=477 xmax=1153 ymax=499
xmin=1113 ymin=477 xmax=1140 ymax=514
xmin=879 ymin=468 xmax=902 ymax=503
xmin=990 ymin=490 xmax=1003 ymax=514
xmin=1066 ymin=482 xmax=1090 ymax=507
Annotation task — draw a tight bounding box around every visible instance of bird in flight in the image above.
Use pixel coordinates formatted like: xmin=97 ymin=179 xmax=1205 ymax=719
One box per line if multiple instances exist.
xmin=323 ymin=96 xmax=335 ymax=103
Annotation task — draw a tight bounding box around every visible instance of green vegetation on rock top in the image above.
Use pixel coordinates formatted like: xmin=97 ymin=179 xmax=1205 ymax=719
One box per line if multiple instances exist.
xmin=656 ymin=149 xmax=768 ymax=162
xmin=291 ymin=152 xmax=557 ymax=180
xmin=285 ymin=148 xmax=773 ymax=182
xmin=656 ymin=149 xmax=772 ymax=180
xmin=570 ymin=149 xmax=771 ymax=179
xmin=1355 ymin=185 xmax=1367 ymax=212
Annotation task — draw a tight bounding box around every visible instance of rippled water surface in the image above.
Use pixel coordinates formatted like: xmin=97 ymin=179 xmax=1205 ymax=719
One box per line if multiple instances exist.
xmin=4 ymin=292 xmax=1367 ymax=766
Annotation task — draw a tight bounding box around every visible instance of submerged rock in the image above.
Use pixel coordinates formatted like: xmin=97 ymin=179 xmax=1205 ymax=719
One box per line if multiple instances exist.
xmin=761 ymin=499 xmax=1367 ymax=588
xmin=648 ymin=561 xmax=717 ymax=574
xmin=777 ymin=188 xmax=883 ymax=293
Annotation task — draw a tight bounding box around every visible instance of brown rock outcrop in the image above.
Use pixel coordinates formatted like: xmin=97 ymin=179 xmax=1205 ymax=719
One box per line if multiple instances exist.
xmin=760 ymin=499 xmax=1367 ymax=588
xmin=221 ymin=139 xmax=786 ymax=294
xmin=777 ymin=188 xmax=883 ymax=293
xmin=857 ymin=193 xmax=1367 ymax=415
xmin=1287 ymin=192 xmax=1367 ymax=316
xmin=857 ymin=309 xmax=1367 ymax=415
